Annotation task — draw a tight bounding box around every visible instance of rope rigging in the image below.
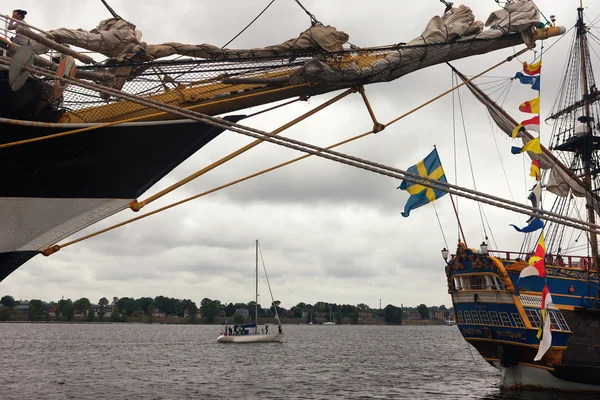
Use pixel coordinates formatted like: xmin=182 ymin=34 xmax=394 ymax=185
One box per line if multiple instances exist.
xmin=4 ymin=46 xmax=600 ymax=254
xmin=221 ymin=0 xmax=277 ymax=49
xmin=293 ymin=0 xmax=321 ymax=26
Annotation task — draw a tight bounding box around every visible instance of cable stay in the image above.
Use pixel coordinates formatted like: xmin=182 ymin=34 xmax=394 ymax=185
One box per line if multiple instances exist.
xmin=0 ymin=51 xmax=594 ymax=257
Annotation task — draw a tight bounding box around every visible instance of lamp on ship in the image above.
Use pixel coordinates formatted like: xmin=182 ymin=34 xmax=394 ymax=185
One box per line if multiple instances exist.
xmin=480 ymin=242 xmax=488 ymax=254
xmin=441 ymin=247 xmax=449 ymax=263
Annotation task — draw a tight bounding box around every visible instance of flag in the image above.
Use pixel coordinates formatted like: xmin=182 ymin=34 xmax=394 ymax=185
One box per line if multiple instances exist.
xmin=534 ymin=285 xmax=553 ymax=361
xmin=523 ymin=60 xmax=542 ymax=76
xmin=519 ymin=233 xmax=546 ymax=278
xmin=526 ymin=183 xmax=542 ymax=223
xmin=511 ymin=137 xmax=542 ymax=155
xmin=398 ymin=148 xmax=448 ymax=217
xmin=528 ymin=183 xmax=541 ymax=209
xmin=514 ymin=72 xmax=541 ymax=91
xmin=519 ymin=96 xmax=540 ymax=114
xmin=510 ymin=217 xmax=543 ymax=233
xmin=530 ymin=159 xmax=541 ymax=181
xmin=512 ymin=116 xmax=540 ymax=138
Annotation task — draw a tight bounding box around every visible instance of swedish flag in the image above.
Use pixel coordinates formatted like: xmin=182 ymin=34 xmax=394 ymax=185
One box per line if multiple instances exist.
xmin=398 ymin=148 xmax=448 ymax=217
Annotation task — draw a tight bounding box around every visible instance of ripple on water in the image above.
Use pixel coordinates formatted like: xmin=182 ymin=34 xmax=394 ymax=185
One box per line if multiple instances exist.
xmin=1 ymin=324 xmax=598 ymax=399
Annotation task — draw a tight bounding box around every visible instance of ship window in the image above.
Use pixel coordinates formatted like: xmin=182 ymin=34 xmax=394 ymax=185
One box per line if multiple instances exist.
xmin=457 ymin=311 xmax=464 ymax=324
xmin=468 ymin=276 xmax=486 ymax=290
xmin=464 ymin=311 xmax=473 ymax=324
xmin=479 ymin=311 xmax=490 ymax=325
xmin=511 ymin=313 xmax=525 ymax=328
xmin=471 ymin=310 xmax=481 ymax=324
xmin=499 ymin=312 xmax=512 ymax=327
xmin=524 ymin=309 xmax=541 ymax=328
xmin=555 ymin=312 xmax=570 ymax=331
xmin=489 ymin=311 xmax=500 ymax=326
xmin=548 ymin=312 xmax=561 ymax=331
xmin=492 ymin=277 xmax=504 ymax=290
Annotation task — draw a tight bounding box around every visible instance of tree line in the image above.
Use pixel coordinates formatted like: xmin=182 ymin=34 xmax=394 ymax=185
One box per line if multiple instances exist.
xmin=0 ymin=294 xmax=450 ymax=325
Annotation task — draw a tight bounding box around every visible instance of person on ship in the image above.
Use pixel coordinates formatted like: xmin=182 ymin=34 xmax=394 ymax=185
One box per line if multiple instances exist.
xmin=8 ymin=9 xmax=29 ymax=46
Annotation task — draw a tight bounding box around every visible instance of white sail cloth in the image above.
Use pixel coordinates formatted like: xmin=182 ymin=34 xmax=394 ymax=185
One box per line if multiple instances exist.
xmin=36 ymin=2 xmax=538 ymax=65
xmin=40 ymin=18 xmax=348 ymax=62
xmin=407 ymin=2 xmax=538 ymax=47
xmin=289 ymin=3 xmax=540 ymax=85
xmin=146 ymin=25 xmax=349 ymax=60
xmin=46 ymin=18 xmax=147 ymax=60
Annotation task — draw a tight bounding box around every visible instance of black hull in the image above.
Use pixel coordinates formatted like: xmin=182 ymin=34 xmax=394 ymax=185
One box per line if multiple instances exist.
xmin=553 ymin=308 xmax=600 ymax=384
xmin=0 ymin=251 xmax=38 ymax=282
xmin=0 ymin=116 xmax=244 ymax=199
xmin=1 ymin=72 xmax=246 ymax=281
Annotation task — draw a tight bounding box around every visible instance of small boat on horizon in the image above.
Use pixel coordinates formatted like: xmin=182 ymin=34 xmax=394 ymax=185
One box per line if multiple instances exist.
xmin=217 ymin=239 xmax=283 ymax=343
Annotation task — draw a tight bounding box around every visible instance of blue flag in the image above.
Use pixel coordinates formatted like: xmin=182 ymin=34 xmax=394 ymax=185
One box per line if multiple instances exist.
xmin=510 ymin=217 xmax=544 ymax=233
xmin=398 ymin=148 xmax=448 ymax=217
xmin=514 ymin=72 xmax=540 ymax=91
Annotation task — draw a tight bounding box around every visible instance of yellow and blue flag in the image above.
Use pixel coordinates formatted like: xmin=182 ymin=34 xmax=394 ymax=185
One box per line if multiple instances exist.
xmin=398 ymin=148 xmax=448 ymax=217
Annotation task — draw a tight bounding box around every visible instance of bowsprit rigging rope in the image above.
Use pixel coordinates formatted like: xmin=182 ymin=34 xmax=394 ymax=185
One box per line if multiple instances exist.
xmin=3 ymin=52 xmax=599 ymax=252
xmin=221 ymin=0 xmax=276 ymax=49
xmin=293 ymin=0 xmax=321 ymax=26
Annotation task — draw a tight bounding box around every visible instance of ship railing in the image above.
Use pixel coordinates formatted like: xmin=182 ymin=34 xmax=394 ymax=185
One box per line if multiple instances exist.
xmin=487 ymin=249 xmax=591 ymax=269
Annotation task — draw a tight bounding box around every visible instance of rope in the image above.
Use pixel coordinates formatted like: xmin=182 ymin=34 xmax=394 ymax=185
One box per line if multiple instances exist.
xmin=432 ymin=203 xmax=449 ymax=250
xmin=221 ymin=0 xmax=276 ymax=49
xmin=8 ymin=58 xmax=599 ymax=236
xmin=293 ymin=0 xmax=320 ymax=26
xmin=456 ymin=81 xmax=489 ymax=241
xmin=5 ymin=56 xmax=600 ymax=252
xmin=258 ymin=241 xmax=282 ymax=326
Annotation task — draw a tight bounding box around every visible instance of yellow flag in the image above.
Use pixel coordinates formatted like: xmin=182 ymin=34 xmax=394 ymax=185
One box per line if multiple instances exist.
xmin=521 ymin=137 xmax=542 ymax=154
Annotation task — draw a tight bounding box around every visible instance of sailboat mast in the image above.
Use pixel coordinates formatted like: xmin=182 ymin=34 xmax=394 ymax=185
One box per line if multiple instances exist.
xmin=255 ymin=239 xmax=259 ymax=333
xmin=576 ymin=3 xmax=599 ymax=269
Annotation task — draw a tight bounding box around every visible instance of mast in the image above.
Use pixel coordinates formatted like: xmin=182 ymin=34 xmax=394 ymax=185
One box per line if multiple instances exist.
xmin=577 ymin=2 xmax=599 ymax=270
xmin=255 ymin=239 xmax=259 ymax=333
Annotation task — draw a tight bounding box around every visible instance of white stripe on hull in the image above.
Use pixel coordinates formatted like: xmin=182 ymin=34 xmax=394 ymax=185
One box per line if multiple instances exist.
xmin=217 ymin=333 xmax=284 ymax=343
xmin=1 ymin=197 xmax=132 ymax=252
xmin=452 ymin=291 xmax=514 ymax=304
xmin=491 ymin=362 xmax=600 ymax=392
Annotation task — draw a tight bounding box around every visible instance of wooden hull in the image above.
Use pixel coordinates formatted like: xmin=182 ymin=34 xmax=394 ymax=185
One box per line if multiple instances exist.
xmin=446 ymin=245 xmax=600 ymax=392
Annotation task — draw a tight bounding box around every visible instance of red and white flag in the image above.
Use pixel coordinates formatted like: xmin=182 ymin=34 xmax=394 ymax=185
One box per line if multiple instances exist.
xmin=534 ymin=284 xmax=553 ymax=361
xmin=520 ymin=233 xmax=546 ymax=278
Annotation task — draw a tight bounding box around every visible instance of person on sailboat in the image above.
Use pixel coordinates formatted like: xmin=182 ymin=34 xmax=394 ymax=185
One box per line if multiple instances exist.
xmin=265 ymin=325 xmax=268 ymax=334
xmin=8 ymin=9 xmax=29 ymax=46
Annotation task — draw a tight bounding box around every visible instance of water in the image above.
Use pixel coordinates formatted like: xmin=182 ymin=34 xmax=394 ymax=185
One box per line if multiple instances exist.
xmin=0 ymin=323 xmax=595 ymax=399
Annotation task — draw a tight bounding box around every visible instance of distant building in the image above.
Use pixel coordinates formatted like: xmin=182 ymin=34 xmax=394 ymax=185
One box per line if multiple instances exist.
xmin=152 ymin=309 xmax=166 ymax=318
xmin=430 ymin=310 xmax=446 ymax=321
xmin=358 ymin=311 xmax=373 ymax=320
xmin=184 ymin=309 xmax=201 ymax=318
xmin=403 ymin=310 xmax=422 ymax=320
xmin=14 ymin=301 xmax=29 ymax=312
xmin=235 ymin=308 xmax=249 ymax=317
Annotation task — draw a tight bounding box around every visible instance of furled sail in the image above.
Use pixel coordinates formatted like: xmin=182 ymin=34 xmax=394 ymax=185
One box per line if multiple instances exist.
xmin=41 ymin=2 xmax=540 ymax=72
xmin=146 ymin=24 xmax=350 ymax=60
xmin=453 ymin=67 xmax=589 ymax=198
xmin=47 ymin=18 xmax=146 ymax=59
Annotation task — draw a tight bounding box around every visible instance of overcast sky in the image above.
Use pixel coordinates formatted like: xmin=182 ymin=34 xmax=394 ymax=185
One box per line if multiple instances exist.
xmin=3 ymin=1 xmax=600 ymax=310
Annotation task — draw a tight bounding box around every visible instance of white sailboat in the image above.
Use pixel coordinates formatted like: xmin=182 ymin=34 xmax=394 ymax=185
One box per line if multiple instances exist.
xmin=217 ymin=240 xmax=284 ymax=343
xmin=323 ymin=305 xmax=336 ymax=325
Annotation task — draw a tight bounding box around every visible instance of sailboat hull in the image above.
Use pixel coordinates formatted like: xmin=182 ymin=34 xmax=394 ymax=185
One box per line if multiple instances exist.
xmin=217 ymin=333 xmax=284 ymax=343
